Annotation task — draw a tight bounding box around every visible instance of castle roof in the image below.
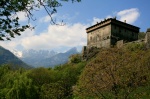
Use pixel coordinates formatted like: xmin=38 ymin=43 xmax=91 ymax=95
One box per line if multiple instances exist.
xmin=86 ymin=18 xmax=140 ymax=33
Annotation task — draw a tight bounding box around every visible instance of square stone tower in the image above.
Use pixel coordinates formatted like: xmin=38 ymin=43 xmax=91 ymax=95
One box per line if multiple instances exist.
xmin=145 ymin=28 xmax=150 ymax=48
xmin=86 ymin=18 xmax=140 ymax=48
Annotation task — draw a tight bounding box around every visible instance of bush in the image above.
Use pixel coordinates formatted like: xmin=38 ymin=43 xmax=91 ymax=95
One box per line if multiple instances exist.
xmin=70 ymin=54 xmax=81 ymax=63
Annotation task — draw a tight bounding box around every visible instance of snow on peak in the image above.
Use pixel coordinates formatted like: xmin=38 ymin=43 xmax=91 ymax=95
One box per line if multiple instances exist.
xmin=11 ymin=50 xmax=23 ymax=58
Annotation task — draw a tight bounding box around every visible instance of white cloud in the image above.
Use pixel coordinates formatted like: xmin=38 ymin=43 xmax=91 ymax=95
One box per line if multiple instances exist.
xmin=117 ymin=8 xmax=140 ymax=24
xmin=91 ymin=16 xmax=113 ymax=25
xmin=11 ymin=12 xmax=28 ymax=22
xmin=106 ymin=15 xmax=112 ymax=19
xmin=0 ymin=28 xmax=35 ymax=50
xmin=40 ymin=15 xmax=51 ymax=23
xmin=91 ymin=8 xmax=140 ymax=25
xmin=20 ymin=23 xmax=87 ymax=50
xmin=17 ymin=12 xmax=28 ymax=22
xmin=0 ymin=23 xmax=87 ymax=51
xmin=92 ymin=17 xmax=103 ymax=25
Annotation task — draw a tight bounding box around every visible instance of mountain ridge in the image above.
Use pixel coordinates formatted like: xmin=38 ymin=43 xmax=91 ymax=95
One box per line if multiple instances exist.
xmin=19 ymin=47 xmax=79 ymax=67
xmin=0 ymin=46 xmax=32 ymax=69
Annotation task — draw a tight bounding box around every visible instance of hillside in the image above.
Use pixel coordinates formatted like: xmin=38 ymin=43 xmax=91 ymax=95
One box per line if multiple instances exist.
xmin=0 ymin=43 xmax=150 ymax=98
xmin=75 ymin=43 xmax=150 ymax=98
xmin=0 ymin=46 xmax=32 ymax=69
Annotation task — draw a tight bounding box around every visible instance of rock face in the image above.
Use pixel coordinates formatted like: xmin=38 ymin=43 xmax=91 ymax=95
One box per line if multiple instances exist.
xmin=0 ymin=46 xmax=31 ymax=69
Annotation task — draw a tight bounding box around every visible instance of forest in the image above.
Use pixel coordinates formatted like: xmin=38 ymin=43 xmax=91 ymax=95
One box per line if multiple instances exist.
xmin=0 ymin=42 xmax=150 ymax=99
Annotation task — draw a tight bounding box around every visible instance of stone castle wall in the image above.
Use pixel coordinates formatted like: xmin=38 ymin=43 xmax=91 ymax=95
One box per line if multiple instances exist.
xmin=82 ymin=28 xmax=150 ymax=60
xmin=86 ymin=18 xmax=139 ymax=49
xmin=87 ymin=25 xmax=111 ymax=48
xmin=145 ymin=28 xmax=150 ymax=48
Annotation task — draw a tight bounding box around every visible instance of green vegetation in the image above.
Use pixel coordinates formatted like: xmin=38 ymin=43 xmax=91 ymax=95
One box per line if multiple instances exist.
xmin=0 ymin=62 xmax=86 ymax=99
xmin=1 ymin=43 xmax=150 ymax=98
xmin=74 ymin=43 xmax=150 ymax=99
xmin=138 ymin=32 xmax=146 ymax=40
xmin=69 ymin=54 xmax=82 ymax=63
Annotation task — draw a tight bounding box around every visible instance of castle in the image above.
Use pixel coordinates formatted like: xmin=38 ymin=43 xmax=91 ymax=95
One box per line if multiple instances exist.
xmin=86 ymin=18 xmax=139 ymax=48
xmin=82 ymin=17 xmax=150 ymax=60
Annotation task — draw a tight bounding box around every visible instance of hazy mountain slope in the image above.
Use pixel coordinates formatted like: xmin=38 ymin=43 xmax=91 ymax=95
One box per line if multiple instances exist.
xmin=21 ymin=49 xmax=57 ymax=67
xmin=37 ymin=47 xmax=78 ymax=67
xmin=0 ymin=46 xmax=32 ymax=69
xmin=12 ymin=47 xmax=78 ymax=67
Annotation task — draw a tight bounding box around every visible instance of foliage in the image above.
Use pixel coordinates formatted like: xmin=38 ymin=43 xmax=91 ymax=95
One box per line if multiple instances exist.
xmin=74 ymin=47 xmax=150 ymax=99
xmin=138 ymin=32 xmax=146 ymax=40
xmin=0 ymin=0 xmax=81 ymax=40
xmin=70 ymin=54 xmax=82 ymax=63
xmin=0 ymin=61 xmax=86 ymax=99
xmin=0 ymin=65 xmax=38 ymax=99
xmin=1 ymin=44 xmax=150 ymax=98
xmin=125 ymin=42 xmax=146 ymax=51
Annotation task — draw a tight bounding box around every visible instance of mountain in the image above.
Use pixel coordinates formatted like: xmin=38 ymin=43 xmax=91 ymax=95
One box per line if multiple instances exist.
xmin=20 ymin=47 xmax=78 ymax=67
xmin=21 ymin=49 xmax=57 ymax=67
xmin=0 ymin=46 xmax=31 ymax=69
xmin=11 ymin=49 xmax=23 ymax=58
xmin=37 ymin=47 xmax=78 ymax=67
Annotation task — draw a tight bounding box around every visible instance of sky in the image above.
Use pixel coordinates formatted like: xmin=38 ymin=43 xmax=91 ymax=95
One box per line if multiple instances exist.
xmin=0 ymin=0 xmax=150 ymax=53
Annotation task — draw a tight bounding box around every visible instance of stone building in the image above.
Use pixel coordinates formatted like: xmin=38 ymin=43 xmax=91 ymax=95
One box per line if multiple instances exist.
xmin=145 ymin=28 xmax=150 ymax=48
xmin=86 ymin=18 xmax=140 ymax=48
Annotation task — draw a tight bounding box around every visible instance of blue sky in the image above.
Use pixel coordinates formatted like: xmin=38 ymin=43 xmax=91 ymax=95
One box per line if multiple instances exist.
xmin=1 ymin=0 xmax=150 ymax=53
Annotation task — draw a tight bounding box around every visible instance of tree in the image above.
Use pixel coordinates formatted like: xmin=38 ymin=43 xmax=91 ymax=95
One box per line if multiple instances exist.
xmin=74 ymin=48 xmax=150 ymax=99
xmin=69 ymin=54 xmax=81 ymax=63
xmin=0 ymin=0 xmax=81 ymax=40
xmin=138 ymin=32 xmax=146 ymax=40
xmin=0 ymin=66 xmax=38 ymax=99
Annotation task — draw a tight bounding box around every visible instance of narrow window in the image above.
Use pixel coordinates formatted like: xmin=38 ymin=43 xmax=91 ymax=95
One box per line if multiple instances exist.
xmin=132 ymin=32 xmax=134 ymax=36
xmin=97 ymin=35 xmax=99 ymax=41
xmin=90 ymin=37 xmax=92 ymax=41
xmin=114 ymin=25 xmax=116 ymax=29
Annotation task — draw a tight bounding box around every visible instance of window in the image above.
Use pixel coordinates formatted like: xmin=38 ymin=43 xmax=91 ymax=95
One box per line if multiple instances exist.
xmin=107 ymin=36 xmax=110 ymax=39
xmin=119 ymin=27 xmax=121 ymax=33
xmin=90 ymin=37 xmax=92 ymax=41
xmin=114 ymin=25 xmax=116 ymax=29
xmin=97 ymin=35 xmax=99 ymax=41
xmin=132 ymin=32 xmax=134 ymax=36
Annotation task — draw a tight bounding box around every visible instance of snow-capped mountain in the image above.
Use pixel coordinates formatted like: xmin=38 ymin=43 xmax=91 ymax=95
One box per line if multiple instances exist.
xmin=37 ymin=47 xmax=78 ymax=67
xmin=20 ymin=49 xmax=57 ymax=67
xmin=21 ymin=49 xmax=57 ymax=58
xmin=0 ymin=46 xmax=31 ymax=69
xmin=11 ymin=50 xmax=23 ymax=58
xmin=11 ymin=47 xmax=78 ymax=67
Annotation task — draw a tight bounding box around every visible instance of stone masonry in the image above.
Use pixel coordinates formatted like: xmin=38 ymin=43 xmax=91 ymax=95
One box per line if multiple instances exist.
xmin=82 ymin=17 xmax=141 ymax=60
xmin=86 ymin=18 xmax=140 ymax=49
xmin=145 ymin=28 xmax=150 ymax=48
